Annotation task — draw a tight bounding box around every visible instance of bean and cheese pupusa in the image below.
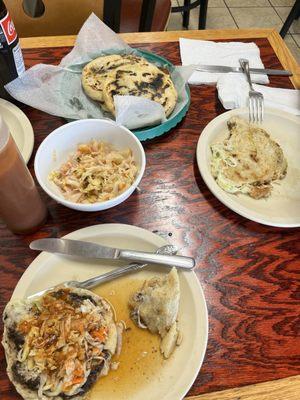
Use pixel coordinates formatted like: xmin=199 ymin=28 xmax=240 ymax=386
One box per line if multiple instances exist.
xmin=82 ymin=54 xmax=177 ymax=118
xmin=211 ymin=116 xmax=288 ymax=199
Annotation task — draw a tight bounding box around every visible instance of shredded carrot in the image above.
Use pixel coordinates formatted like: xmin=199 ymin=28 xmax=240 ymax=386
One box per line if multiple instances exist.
xmin=62 ymin=370 xmax=84 ymax=390
xmin=71 ymin=375 xmax=84 ymax=385
xmin=18 ymin=320 xmax=32 ymax=334
xmin=90 ymin=327 xmax=107 ymax=342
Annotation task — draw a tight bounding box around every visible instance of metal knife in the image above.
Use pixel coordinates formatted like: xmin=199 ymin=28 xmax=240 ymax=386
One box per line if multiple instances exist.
xmin=194 ymin=65 xmax=292 ymax=76
xmin=29 ymin=238 xmax=195 ymax=270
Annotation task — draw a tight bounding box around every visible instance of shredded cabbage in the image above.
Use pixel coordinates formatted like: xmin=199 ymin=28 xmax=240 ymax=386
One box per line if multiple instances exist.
xmin=14 ymin=288 xmax=119 ymax=399
xmin=49 ymin=140 xmax=138 ymax=204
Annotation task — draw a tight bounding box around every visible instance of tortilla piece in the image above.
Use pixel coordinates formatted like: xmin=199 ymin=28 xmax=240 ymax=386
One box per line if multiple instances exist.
xmin=2 ymin=287 xmax=120 ymax=400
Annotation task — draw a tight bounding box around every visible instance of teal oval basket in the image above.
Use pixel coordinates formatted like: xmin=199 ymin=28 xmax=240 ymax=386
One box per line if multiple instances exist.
xmin=131 ymin=49 xmax=191 ymax=142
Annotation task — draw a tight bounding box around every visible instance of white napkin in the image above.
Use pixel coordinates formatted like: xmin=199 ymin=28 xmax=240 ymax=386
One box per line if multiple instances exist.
xmin=114 ymin=95 xmax=166 ymax=130
xmin=179 ymin=38 xmax=269 ymax=85
xmin=217 ymin=73 xmax=300 ymax=115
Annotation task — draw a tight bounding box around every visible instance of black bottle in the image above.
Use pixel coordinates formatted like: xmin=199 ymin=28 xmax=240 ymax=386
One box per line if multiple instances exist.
xmin=0 ymin=0 xmax=25 ymax=99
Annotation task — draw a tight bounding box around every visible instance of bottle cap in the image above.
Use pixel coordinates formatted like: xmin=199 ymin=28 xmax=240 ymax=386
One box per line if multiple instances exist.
xmin=0 ymin=115 xmax=10 ymax=151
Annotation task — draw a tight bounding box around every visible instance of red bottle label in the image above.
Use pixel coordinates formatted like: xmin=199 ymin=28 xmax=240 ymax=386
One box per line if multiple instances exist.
xmin=0 ymin=11 xmax=17 ymax=45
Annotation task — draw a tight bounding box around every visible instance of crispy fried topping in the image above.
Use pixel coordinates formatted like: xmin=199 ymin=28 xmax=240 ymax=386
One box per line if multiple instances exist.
xmin=15 ymin=289 xmax=114 ymax=397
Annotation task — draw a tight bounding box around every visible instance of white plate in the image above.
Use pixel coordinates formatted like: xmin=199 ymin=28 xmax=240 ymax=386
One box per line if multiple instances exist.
xmin=197 ymin=108 xmax=300 ymax=228
xmin=0 ymin=98 xmax=34 ymax=163
xmin=11 ymin=224 xmax=208 ymax=400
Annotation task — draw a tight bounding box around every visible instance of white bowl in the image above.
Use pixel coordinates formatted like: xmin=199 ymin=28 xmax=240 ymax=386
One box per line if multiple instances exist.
xmin=35 ymin=119 xmax=146 ymax=212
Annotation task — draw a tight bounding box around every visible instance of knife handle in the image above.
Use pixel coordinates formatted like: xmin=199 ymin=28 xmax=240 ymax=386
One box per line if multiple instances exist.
xmin=119 ymin=250 xmax=195 ymax=270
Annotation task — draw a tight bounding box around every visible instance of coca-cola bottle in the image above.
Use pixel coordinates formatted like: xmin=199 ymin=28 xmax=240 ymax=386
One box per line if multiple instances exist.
xmin=0 ymin=0 xmax=25 ymax=99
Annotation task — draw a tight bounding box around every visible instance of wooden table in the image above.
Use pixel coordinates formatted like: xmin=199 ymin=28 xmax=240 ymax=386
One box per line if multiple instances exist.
xmin=1 ymin=29 xmax=300 ymax=400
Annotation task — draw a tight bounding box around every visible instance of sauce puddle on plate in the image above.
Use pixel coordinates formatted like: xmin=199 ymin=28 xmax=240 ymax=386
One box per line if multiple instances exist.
xmin=91 ymin=276 xmax=165 ymax=399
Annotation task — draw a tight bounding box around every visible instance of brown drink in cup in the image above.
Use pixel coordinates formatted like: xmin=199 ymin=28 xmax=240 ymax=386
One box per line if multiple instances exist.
xmin=0 ymin=116 xmax=47 ymax=234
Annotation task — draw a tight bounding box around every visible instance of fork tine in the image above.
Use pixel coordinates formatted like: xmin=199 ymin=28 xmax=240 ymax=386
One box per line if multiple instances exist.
xmin=249 ymin=98 xmax=254 ymax=123
xmin=252 ymin=98 xmax=256 ymax=124
xmin=248 ymin=97 xmax=251 ymax=123
xmin=256 ymin=96 xmax=261 ymax=124
xmin=252 ymin=97 xmax=256 ymax=124
xmin=260 ymin=96 xmax=264 ymax=123
xmin=255 ymin=96 xmax=260 ymax=124
xmin=255 ymin=97 xmax=260 ymax=124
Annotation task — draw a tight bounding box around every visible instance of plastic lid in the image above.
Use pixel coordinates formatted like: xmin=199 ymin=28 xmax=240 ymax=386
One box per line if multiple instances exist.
xmin=0 ymin=115 xmax=10 ymax=151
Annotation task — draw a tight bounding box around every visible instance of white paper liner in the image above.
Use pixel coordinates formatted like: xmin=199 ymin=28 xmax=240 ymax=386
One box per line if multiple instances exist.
xmin=5 ymin=14 xmax=191 ymax=130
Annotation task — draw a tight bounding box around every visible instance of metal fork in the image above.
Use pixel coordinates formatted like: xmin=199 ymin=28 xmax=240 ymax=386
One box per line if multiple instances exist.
xmin=239 ymin=58 xmax=264 ymax=124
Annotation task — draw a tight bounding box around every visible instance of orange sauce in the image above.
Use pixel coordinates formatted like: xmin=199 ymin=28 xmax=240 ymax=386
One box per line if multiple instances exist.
xmin=91 ymin=277 xmax=164 ymax=399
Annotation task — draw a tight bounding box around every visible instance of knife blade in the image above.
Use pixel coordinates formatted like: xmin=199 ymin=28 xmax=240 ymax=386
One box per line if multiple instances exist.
xmin=194 ymin=65 xmax=292 ymax=76
xmin=30 ymin=238 xmax=195 ymax=270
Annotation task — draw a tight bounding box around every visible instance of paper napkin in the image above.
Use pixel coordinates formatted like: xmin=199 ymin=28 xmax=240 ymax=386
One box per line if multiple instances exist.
xmin=179 ymin=38 xmax=269 ymax=85
xmin=217 ymin=73 xmax=300 ymax=115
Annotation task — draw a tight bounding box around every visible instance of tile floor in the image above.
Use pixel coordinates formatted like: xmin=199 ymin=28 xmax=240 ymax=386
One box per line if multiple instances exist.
xmin=168 ymin=0 xmax=300 ymax=64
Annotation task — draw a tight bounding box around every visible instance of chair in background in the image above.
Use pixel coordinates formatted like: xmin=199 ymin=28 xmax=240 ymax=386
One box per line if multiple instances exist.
xmin=6 ymin=0 xmax=171 ymax=37
xmin=279 ymin=0 xmax=300 ymax=38
xmin=171 ymin=0 xmax=208 ymax=30
xmin=104 ymin=0 xmax=171 ymax=33
xmin=6 ymin=0 xmax=103 ymax=36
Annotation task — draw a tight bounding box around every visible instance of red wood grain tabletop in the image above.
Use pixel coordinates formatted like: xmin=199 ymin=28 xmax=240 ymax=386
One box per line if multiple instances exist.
xmin=0 ymin=38 xmax=300 ymax=399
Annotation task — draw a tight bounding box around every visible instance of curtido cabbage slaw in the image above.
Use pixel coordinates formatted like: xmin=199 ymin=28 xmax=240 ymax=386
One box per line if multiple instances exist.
xmin=49 ymin=140 xmax=138 ymax=204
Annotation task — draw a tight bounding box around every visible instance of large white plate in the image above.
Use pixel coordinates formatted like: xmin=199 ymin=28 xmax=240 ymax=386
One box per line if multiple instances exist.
xmin=11 ymin=224 xmax=208 ymax=400
xmin=197 ymin=108 xmax=300 ymax=228
xmin=0 ymin=98 xmax=34 ymax=163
